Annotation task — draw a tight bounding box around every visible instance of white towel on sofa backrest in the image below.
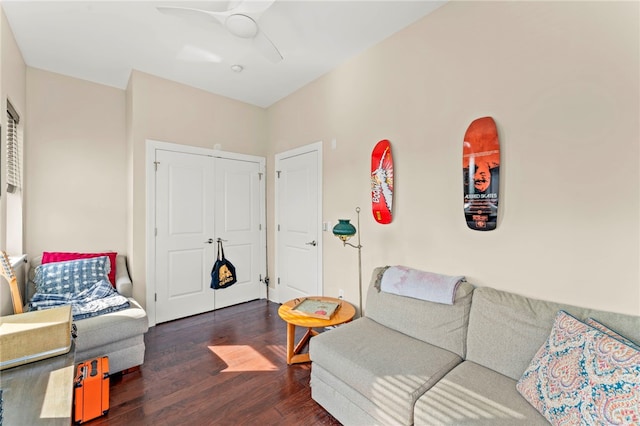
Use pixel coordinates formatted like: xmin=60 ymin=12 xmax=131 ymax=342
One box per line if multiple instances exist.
xmin=380 ymin=265 xmax=464 ymax=305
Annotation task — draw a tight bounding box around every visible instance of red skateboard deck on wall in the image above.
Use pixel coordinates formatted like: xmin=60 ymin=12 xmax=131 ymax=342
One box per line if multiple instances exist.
xmin=463 ymin=117 xmax=500 ymax=231
xmin=371 ymin=139 xmax=393 ymax=224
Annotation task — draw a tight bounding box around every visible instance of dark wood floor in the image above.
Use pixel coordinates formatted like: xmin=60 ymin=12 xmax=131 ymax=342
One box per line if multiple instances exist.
xmin=93 ymin=299 xmax=342 ymax=426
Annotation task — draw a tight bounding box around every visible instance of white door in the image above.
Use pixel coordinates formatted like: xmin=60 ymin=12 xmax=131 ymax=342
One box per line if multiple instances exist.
xmin=213 ymin=157 xmax=263 ymax=309
xmin=155 ymin=149 xmax=216 ymax=323
xmin=276 ymin=143 xmax=322 ymax=302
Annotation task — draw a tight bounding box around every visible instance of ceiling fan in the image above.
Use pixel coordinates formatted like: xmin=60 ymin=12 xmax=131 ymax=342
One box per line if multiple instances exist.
xmin=157 ymin=0 xmax=283 ymax=63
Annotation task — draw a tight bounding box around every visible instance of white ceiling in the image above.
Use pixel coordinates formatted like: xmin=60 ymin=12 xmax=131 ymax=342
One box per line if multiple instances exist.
xmin=2 ymin=0 xmax=445 ymax=108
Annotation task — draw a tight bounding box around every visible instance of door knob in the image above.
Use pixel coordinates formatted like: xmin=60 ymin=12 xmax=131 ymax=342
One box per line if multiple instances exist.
xmin=205 ymin=238 xmax=214 ymax=244
xmin=305 ymin=240 xmax=317 ymax=246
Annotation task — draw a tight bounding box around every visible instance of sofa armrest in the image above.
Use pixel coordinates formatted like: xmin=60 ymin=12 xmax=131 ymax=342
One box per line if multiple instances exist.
xmin=115 ymin=255 xmax=133 ymax=297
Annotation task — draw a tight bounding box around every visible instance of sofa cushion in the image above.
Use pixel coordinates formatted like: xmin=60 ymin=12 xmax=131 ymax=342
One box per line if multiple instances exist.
xmin=42 ymin=251 xmax=117 ymax=286
xmin=73 ymin=297 xmax=148 ymax=353
xmin=415 ymin=361 xmax=548 ymax=425
xmin=310 ymin=317 xmax=462 ymax=425
xmin=516 ymin=310 xmax=640 ymax=425
xmin=312 ymin=364 xmax=400 ymax=426
xmin=365 ymin=267 xmax=474 ymax=358
xmin=28 ymin=254 xmax=133 ymax=301
xmin=34 ymin=256 xmax=111 ymax=295
xmin=465 ymin=287 xmax=640 ymax=380
xmin=77 ymin=335 xmax=146 ymax=374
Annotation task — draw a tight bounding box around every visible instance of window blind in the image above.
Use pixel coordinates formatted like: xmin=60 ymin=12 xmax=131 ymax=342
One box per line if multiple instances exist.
xmin=6 ymin=101 xmax=20 ymax=194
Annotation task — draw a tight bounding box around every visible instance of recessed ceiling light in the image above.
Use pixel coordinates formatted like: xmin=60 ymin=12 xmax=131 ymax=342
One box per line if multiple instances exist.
xmin=231 ymin=64 xmax=244 ymax=73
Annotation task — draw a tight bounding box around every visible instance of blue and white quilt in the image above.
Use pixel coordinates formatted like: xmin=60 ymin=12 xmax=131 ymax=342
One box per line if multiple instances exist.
xmin=29 ymin=279 xmax=130 ymax=320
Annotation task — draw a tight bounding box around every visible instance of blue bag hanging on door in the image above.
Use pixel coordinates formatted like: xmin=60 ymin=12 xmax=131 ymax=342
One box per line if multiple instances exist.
xmin=210 ymin=239 xmax=237 ymax=289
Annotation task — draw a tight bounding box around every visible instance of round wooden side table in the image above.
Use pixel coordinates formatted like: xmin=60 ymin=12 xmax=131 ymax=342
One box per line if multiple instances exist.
xmin=278 ymin=296 xmax=355 ymax=364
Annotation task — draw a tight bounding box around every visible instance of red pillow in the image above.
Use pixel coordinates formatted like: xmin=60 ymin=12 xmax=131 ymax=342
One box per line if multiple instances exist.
xmin=41 ymin=252 xmax=117 ymax=287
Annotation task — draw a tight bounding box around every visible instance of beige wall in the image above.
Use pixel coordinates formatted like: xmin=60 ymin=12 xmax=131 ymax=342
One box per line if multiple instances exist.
xmin=10 ymin=1 xmax=640 ymax=317
xmin=126 ymin=70 xmax=267 ymax=305
xmin=1 ymin=8 xmax=27 ymax=254
xmin=0 ymin=8 xmax=27 ymax=315
xmin=22 ymin=68 xmax=266 ymax=311
xmin=267 ymin=1 xmax=640 ymax=315
xmin=24 ymin=69 xmax=127 ymax=256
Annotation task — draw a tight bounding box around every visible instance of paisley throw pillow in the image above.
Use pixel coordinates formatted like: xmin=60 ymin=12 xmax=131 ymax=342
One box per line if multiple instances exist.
xmin=516 ymin=310 xmax=640 ymax=425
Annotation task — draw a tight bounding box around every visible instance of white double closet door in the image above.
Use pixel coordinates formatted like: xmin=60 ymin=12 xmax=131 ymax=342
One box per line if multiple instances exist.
xmin=152 ymin=144 xmax=265 ymax=324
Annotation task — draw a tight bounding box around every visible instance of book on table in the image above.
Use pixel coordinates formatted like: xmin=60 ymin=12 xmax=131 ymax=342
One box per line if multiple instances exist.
xmin=291 ymin=298 xmax=340 ymax=320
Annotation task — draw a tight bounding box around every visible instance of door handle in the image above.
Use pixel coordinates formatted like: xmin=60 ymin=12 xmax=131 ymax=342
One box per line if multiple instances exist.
xmin=305 ymin=240 xmax=317 ymax=246
xmin=205 ymin=238 xmax=214 ymax=244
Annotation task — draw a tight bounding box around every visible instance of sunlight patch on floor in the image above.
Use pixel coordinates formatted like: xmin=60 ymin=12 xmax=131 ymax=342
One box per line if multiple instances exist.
xmin=208 ymin=345 xmax=278 ymax=372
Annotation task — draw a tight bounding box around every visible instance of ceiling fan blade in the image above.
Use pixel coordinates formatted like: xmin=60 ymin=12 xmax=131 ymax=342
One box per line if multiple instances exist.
xmin=159 ymin=3 xmax=282 ymax=63
xmin=231 ymin=0 xmax=276 ymax=16
xmin=156 ymin=6 xmax=226 ymax=26
xmin=253 ymin=30 xmax=283 ymax=63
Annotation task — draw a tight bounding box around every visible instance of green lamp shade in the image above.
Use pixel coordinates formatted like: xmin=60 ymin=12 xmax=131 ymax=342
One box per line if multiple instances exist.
xmin=333 ymin=219 xmax=356 ymax=241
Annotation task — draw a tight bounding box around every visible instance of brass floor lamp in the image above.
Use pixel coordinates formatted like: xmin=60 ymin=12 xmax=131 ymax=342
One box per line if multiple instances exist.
xmin=332 ymin=207 xmax=363 ymax=315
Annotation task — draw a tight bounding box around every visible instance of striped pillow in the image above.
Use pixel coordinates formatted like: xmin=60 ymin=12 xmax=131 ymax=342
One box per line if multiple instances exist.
xmin=34 ymin=256 xmax=111 ymax=295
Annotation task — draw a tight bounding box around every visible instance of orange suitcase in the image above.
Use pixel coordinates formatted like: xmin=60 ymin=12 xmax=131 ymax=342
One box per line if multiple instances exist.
xmin=74 ymin=356 xmax=110 ymax=423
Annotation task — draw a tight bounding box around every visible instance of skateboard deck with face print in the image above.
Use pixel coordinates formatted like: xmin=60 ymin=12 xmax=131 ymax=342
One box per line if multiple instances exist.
xmin=463 ymin=117 xmax=500 ymax=231
xmin=371 ymin=140 xmax=393 ymax=224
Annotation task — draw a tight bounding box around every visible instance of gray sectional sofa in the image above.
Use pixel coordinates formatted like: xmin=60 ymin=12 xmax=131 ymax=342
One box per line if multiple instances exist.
xmin=309 ymin=267 xmax=640 ymax=425
xmin=27 ymin=255 xmax=149 ymax=373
